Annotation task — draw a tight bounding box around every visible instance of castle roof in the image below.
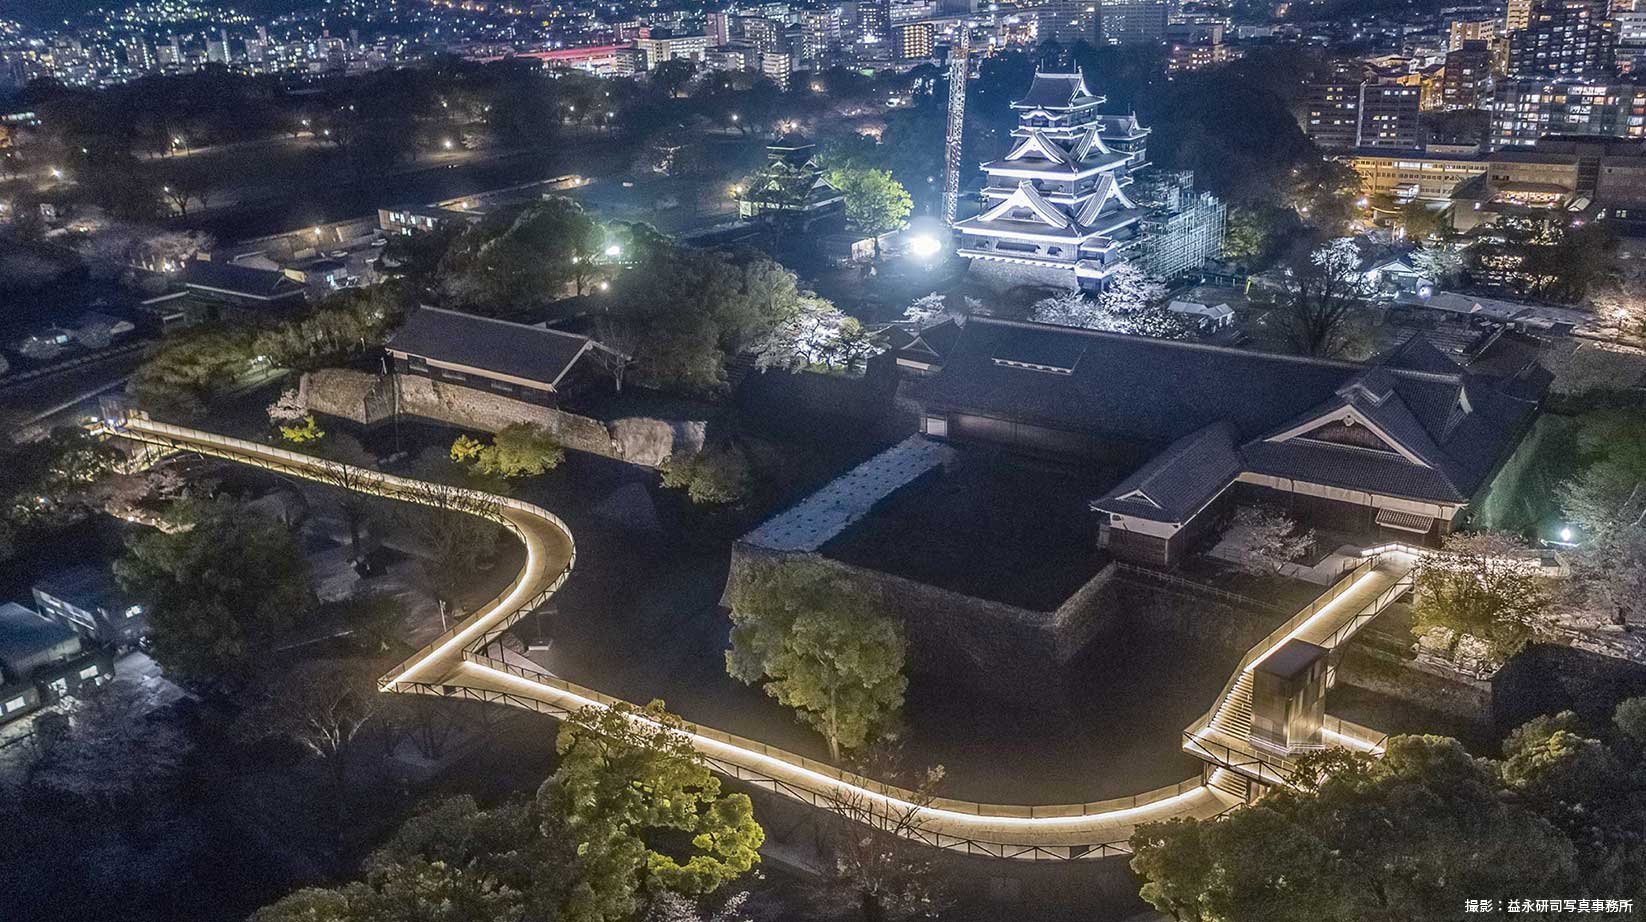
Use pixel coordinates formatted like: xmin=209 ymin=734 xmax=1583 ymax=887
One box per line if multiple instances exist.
xmin=1012 ymin=69 xmax=1103 ymax=110
xmin=908 ymin=319 xmax=1549 ymax=518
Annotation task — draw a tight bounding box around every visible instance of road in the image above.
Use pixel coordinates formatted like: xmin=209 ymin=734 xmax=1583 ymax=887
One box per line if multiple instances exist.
xmin=106 ymin=416 xmax=1417 ymax=860
xmin=177 ymin=136 xmax=624 ymax=242
xmin=0 ymin=347 xmax=146 ymax=434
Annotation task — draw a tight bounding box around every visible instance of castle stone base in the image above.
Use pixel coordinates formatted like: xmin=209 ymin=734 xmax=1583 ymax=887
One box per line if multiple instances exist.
xmin=965 ymin=258 xmax=1080 ymax=294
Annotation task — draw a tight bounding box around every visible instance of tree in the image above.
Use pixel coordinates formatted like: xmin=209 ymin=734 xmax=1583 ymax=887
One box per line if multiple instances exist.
xmin=28 ymin=681 xmax=191 ymax=809
xmin=279 ymin=414 xmax=326 ymax=445
xmin=1224 ymin=505 xmax=1314 ymax=576
xmin=590 ymin=315 xmax=640 ymax=394
xmin=337 ymin=592 xmax=403 ymax=654
xmin=394 ymin=482 xmax=503 ymax=623
xmin=2 ymin=426 xmax=124 ymax=526
xmin=128 ymin=326 xmax=258 ymax=418
xmin=247 ymin=658 xmax=383 ymax=841
xmin=1096 ymin=262 xmax=1167 ymax=313
xmin=115 ymin=497 xmax=313 ymax=687
xmin=1030 ymin=286 xmax=1190 ymax=339
xmin=158 ymin=161 xmax=215 ymax=217
xmin=661 ymin=445 xmax=750 ymax=506
xmin=1410 ymin=243 xmax=1465 ymax=288
xmin=1411 ymin=531 xmax=1550 ymax=671
xmin=902 ymin=293 xmax=948 ymax=325
xmin=828 ymin=167 xmax=913 ymax=259
xmin=651 ymin=59 xmax=698 ymax=98
xmin=435 ymin=198 xmax=602 ymax=312
xmin=1130 ymin=733 xmax=1589 ymax=922
xmin=726 ymin=558 xmax=908 ymax=761
xmin=1277 ymin=237 xmax=1372 ymax=358
xmin=542 ymin=700 xmax=764 ymax=917
xmin=450 ymin=423 xmax=564 ymax=479
xmin=816 ymin=744 xmax=950 ymax=922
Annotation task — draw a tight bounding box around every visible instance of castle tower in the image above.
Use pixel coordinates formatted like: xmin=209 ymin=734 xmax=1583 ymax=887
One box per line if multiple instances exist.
xmin=954 ymin=69 xmax=1153 ymax=291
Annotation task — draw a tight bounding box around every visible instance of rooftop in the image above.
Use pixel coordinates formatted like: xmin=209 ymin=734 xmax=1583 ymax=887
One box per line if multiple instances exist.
xmin=386 ymin=306 xmax=597 ymax=390
xmin=180 ymin=260 xmax=305 ymax=301
xmin=34 ymin=564 xmax=131 ymax=613
xmin=0 ymin=602 xmax=79 ymax=671
xmin=910 ymin=319 xmax=1549 ymax=518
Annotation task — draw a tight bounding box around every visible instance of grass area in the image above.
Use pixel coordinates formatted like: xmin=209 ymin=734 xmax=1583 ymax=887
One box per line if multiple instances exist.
xmin=1469 ymin=414 xmax=1579 ymax=537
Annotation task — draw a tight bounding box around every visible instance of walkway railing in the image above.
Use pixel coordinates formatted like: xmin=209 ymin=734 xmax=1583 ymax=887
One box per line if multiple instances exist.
xmin=105 ymin=412 xmax=1423 ymax=860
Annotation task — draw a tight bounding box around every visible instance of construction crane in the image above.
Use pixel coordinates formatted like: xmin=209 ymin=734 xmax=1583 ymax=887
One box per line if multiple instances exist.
xmin=941 ymin=23 xmax=969 ymax=227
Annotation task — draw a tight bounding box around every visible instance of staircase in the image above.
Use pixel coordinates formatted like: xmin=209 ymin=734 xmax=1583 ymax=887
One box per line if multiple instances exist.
xmin=1209 ymin=671 xmax=1254 ymax=740
xmin=1208 ymin=769 xmax=1250 ymax=801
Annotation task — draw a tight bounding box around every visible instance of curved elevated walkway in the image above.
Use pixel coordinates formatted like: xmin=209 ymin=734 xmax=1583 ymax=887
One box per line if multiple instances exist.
xmin=107 ymin=416 xmax=1417 ymax=860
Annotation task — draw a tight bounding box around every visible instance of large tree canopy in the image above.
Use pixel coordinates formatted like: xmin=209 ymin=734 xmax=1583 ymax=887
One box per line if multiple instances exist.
xmin=115 ymin=497 xmax=312 ymax=686
xmin=1130 ymin=701 xmax=1646 ymax=922
xmin=726 ymin=558 xmax=908 ymax=761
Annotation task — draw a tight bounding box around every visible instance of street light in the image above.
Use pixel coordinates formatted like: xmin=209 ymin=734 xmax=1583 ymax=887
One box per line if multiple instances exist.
xmin=443 ymin=138 xmax=454 ymax=149
xmin=604 ymin=243 xmax=622 ymax=257
xmin=909 ymin=234 xmax=942 ymax=258
xmin=49 ymin=167 xmax=63 ymax=179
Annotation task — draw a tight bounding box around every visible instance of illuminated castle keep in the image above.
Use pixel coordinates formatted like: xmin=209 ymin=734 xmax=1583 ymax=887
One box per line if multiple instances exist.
xmin=955 ymin=69 xmax=1152 ymax=292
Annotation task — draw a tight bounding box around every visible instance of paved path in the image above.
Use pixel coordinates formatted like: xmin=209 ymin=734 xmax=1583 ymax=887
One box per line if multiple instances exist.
xmin=109 ymin=416 xmax=1426 ymax=860
xmin=744 ymin=435 xmax=955 ymax=552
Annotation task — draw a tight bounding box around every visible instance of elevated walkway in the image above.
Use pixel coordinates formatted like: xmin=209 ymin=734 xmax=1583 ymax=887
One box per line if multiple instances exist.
xmin=1183 ymin=550 xmax=1417 ymax=788
xmin=104 ymin=414 xmax=1421 ymax=860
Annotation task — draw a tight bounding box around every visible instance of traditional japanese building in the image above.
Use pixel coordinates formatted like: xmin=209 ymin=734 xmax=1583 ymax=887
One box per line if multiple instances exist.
xmin=955 ymin=69 xmax=1152 ymax=292
xmin=737 ymin=134 xmax=844 ymax=230
xmin=910 ymin=318 xmax=1551 ymax=566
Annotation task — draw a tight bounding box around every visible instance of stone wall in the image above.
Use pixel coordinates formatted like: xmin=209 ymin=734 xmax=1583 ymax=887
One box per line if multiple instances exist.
xmin=724 ymin=543 xmax=1279 ymax=709
xmin=724 ymin=544 xmax=1088 ymax=706
xmin=1334 ymin=643 xmax=1494 ymax=727
xmin=966 ymin=258 xmax=1079 ymax=294
xmin=301 ymin=368 xmax=704 ymax=468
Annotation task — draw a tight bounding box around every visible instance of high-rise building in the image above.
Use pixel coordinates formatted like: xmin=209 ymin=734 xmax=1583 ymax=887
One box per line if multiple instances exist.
xmin=1036 ymin=1 xmax=1097 ymax=45
xmin=954 ymin=70 xmax=1153 ymax=291
xmin=1302 ymin=62 xmax=1365 ymax=150
xmin=741 ymin=16 xmax=783 ymax=51
xmin=1164 ymin=21 xmax=1226 ymax=74
xmin=1442 ymin=40 xmax=1494 ymax=109
xmin=206 ymin=29 xmax=230 ymax=65
xmin=1616 ymin=10 xmax=1646 ymax=71
xmin=707 ymin=11 xmax=732 ymax=45
xmin=1357 ymin=81 xmax=1422 ymax=149
xmin=1506 ymin=0 xmax=1535 ymax=32
xmin=1507 ymin=0 xmax=1612 ymax=78
xmin=797 ymin=9 xmax=836 ymax=64
xmin=896 ymin=22 xmax=935 ymax=59
xmin=1449 ymin=17 xmax=1499 ymax=50
xmin=759 ymin=49 xmax=793 ymax=87
xmin=858 ymin=0 xmax=891 ymax=43
xmin=1491 ymin=78 xmax=1646 ymax=147
xmin=1099 ymin=0 xmax=1168 ymax=44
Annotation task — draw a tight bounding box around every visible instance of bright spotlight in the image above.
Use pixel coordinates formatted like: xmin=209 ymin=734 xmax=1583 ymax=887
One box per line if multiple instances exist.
xmin=909 ymin=234 xmax=942 ymax=258
xmin=604 ymin=243 xmax=622 ymax=257
xmin=1560 ymin=527 xmax=1574 ymax=542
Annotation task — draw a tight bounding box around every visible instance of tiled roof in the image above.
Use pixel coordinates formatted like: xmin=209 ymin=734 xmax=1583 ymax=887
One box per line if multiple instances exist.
xmin=386 ymin=306 xmax=594 ymax=389
xmin=1012 ymin=71 xmax=1098 ymax=110
xmin=1096 ymin=421 xmax=1243 ymax=522
xmin=915 ymin=318 xmax=1547 ymax=515
xmin=181 ymin=261 xmax=304 ymax=300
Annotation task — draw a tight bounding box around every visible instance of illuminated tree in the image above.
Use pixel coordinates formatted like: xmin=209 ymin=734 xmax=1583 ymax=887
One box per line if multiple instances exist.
xmin=727 ymin=558 xmax=907 ymax=760
xmin=828 ymin=166 xmax=913 ymax=259
xmin=542 ymin=700 xmax=764 ymax=916
xmin=449 ymin=423 xmax=564 ymax=479
xmin=1411 ymin=531 xmax=1550 ymax=670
